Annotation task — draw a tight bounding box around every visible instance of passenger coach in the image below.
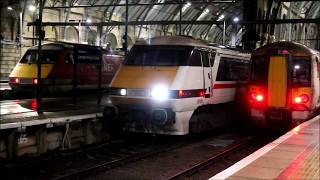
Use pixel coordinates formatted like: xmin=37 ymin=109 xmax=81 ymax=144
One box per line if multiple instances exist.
xmin=105 ymin=36 xmax=251 ymax=135
xmin=249 ymin=41 xmax=320 ymax=129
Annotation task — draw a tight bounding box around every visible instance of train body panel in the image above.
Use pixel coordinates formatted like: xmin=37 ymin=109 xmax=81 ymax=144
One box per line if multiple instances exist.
xmin=9 ymin=42 xmax=123 ymax=93
xmin=249 ymin=41 xmax=320 ymax=129
xmin=107 ymin=36 xmax=251 ymax=135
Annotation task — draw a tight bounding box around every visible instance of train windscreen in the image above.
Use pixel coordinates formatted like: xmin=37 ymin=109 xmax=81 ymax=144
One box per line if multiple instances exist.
xmin=291 ymin=57 xmax=311 ymax=84
xmin=125 ymin=45 xmax=193 ymax=66
xmin=20 ymin=50 xmax=59 ymax=64
xmin=250 ymin=56 xmax=267 ymax=83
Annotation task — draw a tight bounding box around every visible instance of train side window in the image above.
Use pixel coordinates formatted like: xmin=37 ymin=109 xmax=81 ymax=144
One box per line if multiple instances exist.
xmin=228 ymin=59 xmax=250 ymax=81
xmin=201 ymin=51 xmax=210 ymax=67
xmin=188 ymin=50 xmax=202 ymax=66
xmin=216 ymin=58 xmax=230 ymax=81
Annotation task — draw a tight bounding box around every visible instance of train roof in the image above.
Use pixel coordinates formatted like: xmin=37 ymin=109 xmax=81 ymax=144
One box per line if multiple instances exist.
xmin=135 ymin=36 xmax=210 ymax=48
xmin=253 ymin=41 xmax=319 ymax=56
xmin=28 ymin=42 xmax=123 ymax=55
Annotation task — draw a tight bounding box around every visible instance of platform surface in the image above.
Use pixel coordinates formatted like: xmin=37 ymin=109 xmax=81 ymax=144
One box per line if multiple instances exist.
xmin=211 ymin=115 xmax=320 ymax=180
xmin=0 ymin=95 xmax=110 ymax=129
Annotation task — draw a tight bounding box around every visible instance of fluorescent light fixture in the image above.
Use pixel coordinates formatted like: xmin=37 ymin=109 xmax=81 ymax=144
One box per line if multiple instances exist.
xmin=28 ymin=5 xmax=36 ymax=12
xmin=233 ymin=17 xmax=239 ymax=22
xmin=7 ymin=6 xmax=13 ymax=10
xmin=86 ymin=18 xmax=92 ymax=23
xmin=186 ymin=2 xmax=191 ymax=7
xmin=204 ymin=9 xmax=210 ymax=13
xmin=218 ymin=14 xmax=225 ymax=21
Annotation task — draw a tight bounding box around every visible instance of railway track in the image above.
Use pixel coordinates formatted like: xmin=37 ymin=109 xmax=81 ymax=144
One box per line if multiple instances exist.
xmin=53 ymin=138 xmax=192 ymax=180
xmin=167 ymin=139 xmax=252 ymax=180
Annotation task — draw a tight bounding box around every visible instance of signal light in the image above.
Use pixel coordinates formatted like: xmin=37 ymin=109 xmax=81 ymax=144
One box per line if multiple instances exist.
xmin=256 ymin=94 xmax=264 ymax=102
xmin=293 ymin=94 xmax=309 ymax=104
xmin=33 ymin=78 xmax=38 ymax=85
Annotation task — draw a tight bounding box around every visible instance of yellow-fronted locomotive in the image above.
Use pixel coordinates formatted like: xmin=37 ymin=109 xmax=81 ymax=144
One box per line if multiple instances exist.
xmin=248 ymin=41 xmax=320 ymax=129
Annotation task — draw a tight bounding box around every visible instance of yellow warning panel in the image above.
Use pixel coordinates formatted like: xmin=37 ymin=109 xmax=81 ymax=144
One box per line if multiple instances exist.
xmin=268 ymin=56 xmax=287 ymax=107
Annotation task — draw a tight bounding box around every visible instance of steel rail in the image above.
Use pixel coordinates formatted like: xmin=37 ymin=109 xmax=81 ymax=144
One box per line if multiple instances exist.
xmin=167 ymin=139 xmax=251 ymax=180
xmin=52 ymin=138 xmax=196 ymax=180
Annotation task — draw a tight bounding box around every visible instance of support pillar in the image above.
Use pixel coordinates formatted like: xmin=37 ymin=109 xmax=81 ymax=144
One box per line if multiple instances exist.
xmin=242 ymin=0 xmax=258 ymax=50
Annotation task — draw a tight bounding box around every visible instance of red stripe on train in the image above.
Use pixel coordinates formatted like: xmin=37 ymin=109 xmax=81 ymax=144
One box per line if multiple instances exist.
xmin=213 ymin=83 xmax=237 ymax=89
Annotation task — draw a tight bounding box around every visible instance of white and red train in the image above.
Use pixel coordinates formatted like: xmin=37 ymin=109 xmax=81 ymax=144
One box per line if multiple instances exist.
xmin=104 ymin=36 xmax=251 ymax=135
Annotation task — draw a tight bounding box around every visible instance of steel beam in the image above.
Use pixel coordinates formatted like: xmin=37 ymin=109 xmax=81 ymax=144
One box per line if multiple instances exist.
xmin=43 ymin=1 xmax=238 ymax=9
xmin=27 ymin=19 xmax=320 ymax=27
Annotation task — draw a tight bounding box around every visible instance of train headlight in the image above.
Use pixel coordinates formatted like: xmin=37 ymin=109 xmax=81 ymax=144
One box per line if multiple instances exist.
xmin=151 ymin=84 xmax=169 ymax=101
xmin=120 ymin=88 xmax=127 ymax=96
xmin=110 ymin=88 xmax=127 ymax=96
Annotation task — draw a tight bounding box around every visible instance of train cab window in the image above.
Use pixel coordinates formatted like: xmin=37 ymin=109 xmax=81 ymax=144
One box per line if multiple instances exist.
xmin=188 ymin=50 xmax=202 ymax=66
xmin=210 ymin=52 xmax=216 ymax=66
xmin=251 ymin=57 xmax=266 ymax=83
xmin=20 ymin=50 xmax=58 ymax=64
xmin=125 ymin=45 xmax=193 ymax=66
xmin=292 ymin=57 xmax=311 ymax=84
xmin=201 ymin=51 xmax=210 ymax=67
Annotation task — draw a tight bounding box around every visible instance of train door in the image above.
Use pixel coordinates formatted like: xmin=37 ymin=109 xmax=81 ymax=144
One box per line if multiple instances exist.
xmin=200 ymin=50 xmax=212 ymax=104
xmin=267 ymin=55 xmax=288 ymax=108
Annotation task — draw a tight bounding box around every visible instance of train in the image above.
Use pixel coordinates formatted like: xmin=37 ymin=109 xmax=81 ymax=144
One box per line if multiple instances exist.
xmin=248 ymin=41 xmax=320 ymax=129
xmin=104 ymin=36 xmax=251 ymax=135
xmin=9 ymin=42 xmax=123 ymax=94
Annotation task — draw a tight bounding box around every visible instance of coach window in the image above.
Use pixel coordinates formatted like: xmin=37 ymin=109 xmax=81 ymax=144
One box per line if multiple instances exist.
xmin=216 ymin=58 xmax=229 ymax=81
xmin=188 ymin=49 xmax=202 ymax=66
xmin=228 ymin=59 xmax=249 ymax=81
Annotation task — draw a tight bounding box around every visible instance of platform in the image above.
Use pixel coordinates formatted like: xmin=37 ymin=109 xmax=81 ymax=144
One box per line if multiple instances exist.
xmin=0 ymin=95 xmax=110 ymax=130
xmin=211 ymin=115 xmax=320 ymax=180
xmin=0 ymin=95 xmax=112 ymax=159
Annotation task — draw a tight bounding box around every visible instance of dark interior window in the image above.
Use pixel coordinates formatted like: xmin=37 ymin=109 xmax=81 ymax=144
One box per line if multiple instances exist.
xmin=292 ymin=57 xmax=311 ymax=84
xmin=125 ymin=45 xmax=193 ymax=66
xmin=188 ymin=50 xmax=202 ymax=66
xmin=20 ymin=50 xmax=59 ymax=64
xmin=251 ymin=56 xmax=266 ymax=83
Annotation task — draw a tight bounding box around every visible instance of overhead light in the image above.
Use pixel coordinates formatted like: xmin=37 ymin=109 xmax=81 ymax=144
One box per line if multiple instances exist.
xmin=233 ymin=17 xmax=239 ymax=23
xmin=86 ymin=18 xmax=92 ymax=23
xmin=186 ymin=2 xmax=191 ymax=7
xmin=204 ymin=9 xmax=210 ymax=13
xmin=218 ymin=14 xmax=225 ymax=21
xmin=28 ymin=5 xmax=36 ymax=12
xmin=7 ymin=6 xmax=13 ymax=10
